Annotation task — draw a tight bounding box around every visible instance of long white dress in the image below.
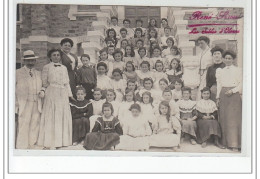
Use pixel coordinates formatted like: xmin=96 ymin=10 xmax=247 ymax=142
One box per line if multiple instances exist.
xmin=96 ymin=74 xmax=112 ymax=91
xmin=150 ymin=115 xmax=181 ymax=147
xmin=138 ymin=103 xmax=157 ymax=130
xmin=37 ymin=62 xmax=73 ymax=148
xmin=118 ymin=101 xmax=135 ymax=127
xmin=111 ymin=79 xmax=127 ymax=102
xmin=115 ymin=115 xmax=152 ymax=151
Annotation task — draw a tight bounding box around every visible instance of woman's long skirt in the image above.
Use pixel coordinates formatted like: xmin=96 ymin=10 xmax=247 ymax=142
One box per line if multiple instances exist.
xmin=196 ymin=119 xmax=221 ymax=143
xmin=219 ymin=87 xmax=242 ymax=148
xmin=37 ymin=86 xmax=72 ymax=148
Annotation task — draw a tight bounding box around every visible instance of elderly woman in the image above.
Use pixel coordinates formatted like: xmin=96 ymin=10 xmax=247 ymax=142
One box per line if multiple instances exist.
xmin=37 ymin=49 xmax=74 ymax=149
xmin=206 ymin=46 xmax=226 ymax=101
xmin=216 ymin=50 xmax=242 ymax=152
xmin=197 ymin=36 xmax=213 ymax=100
xmin=60 ymin=38 xmax=79 ymax=98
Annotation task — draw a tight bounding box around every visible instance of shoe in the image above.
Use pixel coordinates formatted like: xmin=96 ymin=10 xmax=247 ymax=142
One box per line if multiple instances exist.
xmin=215 ymin=142 xmax=226 ymax=149
xmin=201 ymin=142 xmax=207 ymax=148
xmin=190 ymin=139 xmax=197 ymax=145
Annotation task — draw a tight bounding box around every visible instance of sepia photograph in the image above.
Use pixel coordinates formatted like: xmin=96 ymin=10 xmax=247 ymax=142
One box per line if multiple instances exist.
xmin=14 ymin=4 xmax=244 ymax=154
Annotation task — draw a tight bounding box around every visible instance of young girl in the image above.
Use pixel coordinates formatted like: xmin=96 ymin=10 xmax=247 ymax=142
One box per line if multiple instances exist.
xmin=138 ymin=91 xmax=157 ymax=131
xmin=171 ymin=79 xmax=183 ymax=102
xmin=147 ymin=18 xmax=159 ymax=32
xmin=150 ymin=101 xmax=181 ymax=150
xmin=131 ymin=28 xmax=145 ymax=48
xmin=145 ymin=28 xmax=160 ymax=51
xmin=70 ymin=86 xmax=93 ymax=145
xmin=126 ymin=79 xmax=138 ymax=92
xmin=137 ymin=78 xmax=160 ymax=104
xmin=83 ymin=102 xmax=123 ymax=150
xmin=118 ymin=89 xmax=136 ymax=127
xmin=136 ymin=61 xmax=155 ymax=86
xmin=106 ymin=28 xmax=118 ymax=46
xmin=98 ymin=48 xmax=113 ymax=77
xmin=156 ymin=78 xmax=169 ymax=100
xmin=177 ymin=87 xmax=197 ymax=145
xmin=123 ymin=44 xmax=138 ymax=68
xmin=153 ymin=60 xmax=168 ymax=89
xmin=112 ymin=49 xmax=125 ymax=72
xmin=166 ymin=58 xmax=183 ymax=89
xmin=196 ymin=87 xmax=224 ymax=149
xmin=137 ymin=47 xmax=153 ymax=70
xmin=106 ymin=89 xmax=120 ymax=118
xmin=166 ymin=46 xmax=182 ymax=62
xmin=89 ymin=88 xmax=106 ymax=131
xmin=119 ymin=39 xmax=129 ymax=56
xmin=96 ymin=62 xmax=112 ymax=95
xmin=122 ymin=61 xmax=139 ymax=84
xmin=111 ymin=68 xmax=126 ymax=102
xmin=147 ymin=40 xmax=159 ymax=58
xmin=162 ymin=37 xmax=175 ymax=57
xmin=115 ymin=103 xmax=152 ymax=151
xmin=134 ymin=39 xmax=144 ymax=59
xmin=107 ymin=45 xmax=115 ymax=62
xmin=151 ymin=46 xmax=169 ymax=70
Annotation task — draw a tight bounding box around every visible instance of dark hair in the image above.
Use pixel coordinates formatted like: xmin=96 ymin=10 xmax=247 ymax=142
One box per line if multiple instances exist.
xmin=99 ymin=48 xmax=108 ymax=61
xmin=102 ymin=102 xmax=114 ymax=115
xmin=126 ymin=79 xmax=137 ymax=91
xmin=201 ymin=87 xmax=211 ymax=93
xmin=169 ymin=58 xmax=181 ymax=72
xmin=129 ymin=103 xmax=141 ymax=112
xmin=222 ymin=50 xmax=237 ymax=59
xmin=166 ymin=37 xmax=175 ymax=46
xmin=159 ymin=101 xmax=171 ymax=122
xmin=134 ymin=28 xmax=143 ymax=38
xmin=97 ymin=62 xmax=107 ymax=70
xmin=111 ymin=16 xmax=118 ymax=21
xmin=106 ymin=28 xmax=117 ymax=40
xmin=123 ymin=19 xmax=131 ymax=24
xmin=106 ymin=89 xmax=116 ymax=101
xmin=174 ymin=78 xmax=184 ymax=87
xmin=197 ymin=36 xmax=210 ymax=45
xmin=210 ymin=46 xmax=224 ymax=55
xmin=60 ymin=38 xmax=74 ymax=47
xmin=143 ymin=77 xmax=154 ymax=88
xmin=161 ymin=18 xmax=168 ymax=23
xmin=136 ymin=39 xmax=144 ymax=45
xmin=47 ymin=48 xmax=61 ymax=59
xmin=164 ymin=26 xmax=171 ymax=31
xmin=148 ymin=28 xmax=158 ymax=39
xmin=141 ymin=91 xmax=154 ymax=105
xmin=124 ymin=88 xmax=136 ymax=102
xmin=124 ymin=45 xmax=135 ymax=57
xmin=138 ymin=47 xmax=146 ymax=54
xmin=159 ymin=78 xmax=169 ymax=85
xmin=93 ymin=88 xmax=102 ymax=93
xmin=120 ymin=39 xmax=129 ymax=47
xmin=105 ymin=37 xmax=115 ymax=45
xmin=80 ymin=54 xmax=90 ymax=61
xmin=108 ymin=45 xmax=115 ymax=49
xmin=152 ymin=46 xmax=162 ymax=54
xmin=125 ymin=61 xmax=135 ymax=71
xmin=181 ymin=86 xmax=192 ymax=94
xmin=75 ymin=86 xmax=86 ymax=94
xmin=136 ymin=19 xmax=143 ymax=24
xmin=140 ymin=60 xmax=150 ymax=69
xmin=149 ymin=41 xmax=159 ymax=57
xmin=170 ymin=46 xmax=181 ymax=55
xmin=112 ymin=68 xmax=123 ymax=76
xmin=148 ymin=18 xmax=158 ymax=28
xmin=120 ymin=28 xmax=127 ymax=33
xmin=154 ymin=60 xmax=164 ymax=70
xmin=163 ymin=87 xmax=172 ymax=95
xmin=112 ymin=48 xmax=123 ymax=60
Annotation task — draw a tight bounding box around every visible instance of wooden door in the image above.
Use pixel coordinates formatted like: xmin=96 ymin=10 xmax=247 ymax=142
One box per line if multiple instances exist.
xmin=125 ymin=6 xmax=161 ymax=28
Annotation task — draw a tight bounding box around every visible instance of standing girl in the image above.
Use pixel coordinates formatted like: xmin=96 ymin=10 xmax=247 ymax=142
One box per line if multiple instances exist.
xmin=116 ymin=103 xmax=152 ymax=151
xmin=123 ymin=44 xmax=138 ymax=68
xmin=106 ymin=28 xmax=118 ymax=47
xmin=112 ymin=49 xmax=125 ymax=72
xmin=111 ymin=68 xmax=126 ymax=102
xmin=216 ymin=50 xmax=242 ymax=151
xmin=98 ymin=48 xmax=113 ymax=77
xmin=38 ymin=49 xmax=74 ymax=149
xmin=106 ymin=89 xmax=120 ymax=118
xmin=123 ymin=61 xmax=139 ymax=84
xmin=84 ymin=102 xmax=123 ymax=150
xmin=162 ymin=37 xmax=175 ymax=57
xmin=151 ymin=46 xmax=169 ymax=70
xmin=166 ymin=58 xmax=182 ymax=89
xmin=171 ymin=79 xmax=183 ymax=102
xmin=196 ymin=87 xmax=224 ymax=149
xmin=150 ymin=101 xmax=181 ymax=150
xmin=177 ymin=87 xmax=197 ymax=145
xmin=166 ymin=46 xmax=181 ymax=63
xmin=153 ymin=60 xmax=168 ymax=89
xmin=137 ymin=78 xmax=159 ymax=103
xmin=118 ymin=89 xmax=136 ymax=127
xmin=70 ymin=86 xmax=93 ymax=146
xmin=96 ymin=62 xmax=112 ymax=96
xmin=145 ymin=28 xmax=160 ymax=51
xmin=136 ymin=61 xmax=155 ymax=86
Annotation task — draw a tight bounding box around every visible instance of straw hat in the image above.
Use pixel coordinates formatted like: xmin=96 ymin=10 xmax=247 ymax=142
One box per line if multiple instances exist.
xmin=22 ymin=50 xmax=39 ymax=60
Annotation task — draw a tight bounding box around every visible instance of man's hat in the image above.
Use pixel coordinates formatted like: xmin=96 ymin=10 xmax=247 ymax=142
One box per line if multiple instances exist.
xmin=22 ymin=50 xmax=39 ymax=60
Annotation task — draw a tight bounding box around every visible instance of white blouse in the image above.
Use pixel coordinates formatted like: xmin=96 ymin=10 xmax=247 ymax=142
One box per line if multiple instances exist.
xmin=96 ymin=74 xmax=112 ymax=90
xmin=216 ymin=65 xmax=242 ymax=98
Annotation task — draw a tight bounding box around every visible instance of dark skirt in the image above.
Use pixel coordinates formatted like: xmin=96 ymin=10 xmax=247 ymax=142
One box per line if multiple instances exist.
xmin=72 ymin=117 xmax=90 ymax=143
xmin=196 ymin=119 xmax=221 ymax=143
xmin=181 ymin=120 xmax=197 ymax=138
xmin=68 ymin=71 xmax=77 ymax=98
xmin=83 ymin=132 xmax=120 ymax=150
xmin=219 ymin=87 xmax=242 ymax=148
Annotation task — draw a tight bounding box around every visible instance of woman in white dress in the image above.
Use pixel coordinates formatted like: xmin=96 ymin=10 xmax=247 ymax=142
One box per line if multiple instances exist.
xmin=38 ymin=49 xmax=74 ymax=149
